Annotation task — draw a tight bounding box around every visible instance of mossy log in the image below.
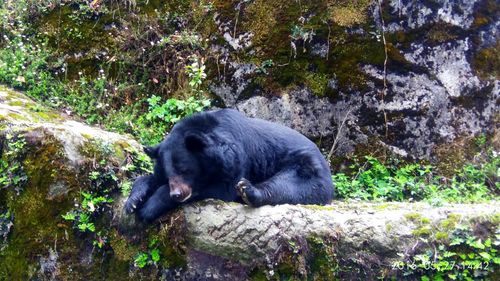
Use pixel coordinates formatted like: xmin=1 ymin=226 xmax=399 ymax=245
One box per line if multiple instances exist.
xmin=0 ymin=86 xmax=499 ymax=280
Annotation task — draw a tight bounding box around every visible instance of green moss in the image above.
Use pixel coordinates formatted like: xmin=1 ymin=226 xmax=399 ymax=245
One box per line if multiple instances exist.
xmin=433 ymin=137 xmax=481 ymax=177
xmin=412 ymin=226 xmax=432 ymax=237
xmin=440 ymin=214 xmax=461 ymax=230
xmin=81 ymin=133 xmax=93 ymax=140
xmin=33 ymin=111 xmax=62 ymax=122
xmin=37 ymin=4 xmax=117 ymax=79
xmin=472 ymin=41 xmax=500 ymax=80
xmin=155 ymin=214 xmax=188 ymax=268
xmin=404 ymin=212 xmax=423 ymax=222
xmin=231 ymin=0 xmax=385 ymax=97
xmin=385 ymin=222 xmax=393 ymax=232
xmin=375 ymin=203 xmax=399 ymax=210
xmin=0 ymin=127 xmax=143 ymax=279
xmin=302 ymin=204 xmax=336 ymax=211
xmin=7 ymin=113 xmax=29 ymax=121
xmin=249 ymin=235 xmax=338 ymax=280
xmin=472 ymin=0 xmax=500 ymax=28
xmin=327 ymin=0 xmax=371 ymax=27
xmin=0 ymin=135 xmax=76 ymax=279
xmin=434 ymin=231 xmax=449 ymax=241
xmin=109 ymin=229 xmax=139 ymax=261
xmin=420 ymin=217 xmax=430 ymax=224
xmin=79 ymin=138 xmax=115 ymax=164
xmin=7 ymin=100 xmax=25 ymax=107
xmin=304 ymin=72 xmax=329 ymax=96
xmin=425 ymin=23 xmax=458 ymax=44
xmin=491 ymin=213 xmax=500 ymax=225
xmin=307 ymin=236 xmax=338 ymax=280
xmin=112 ymin=140 xmax=133 ymax=162
xmin=248 ymin=269 xmax=268 ymax=281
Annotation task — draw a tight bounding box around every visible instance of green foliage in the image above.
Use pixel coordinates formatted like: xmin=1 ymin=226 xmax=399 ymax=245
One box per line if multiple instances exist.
xmin=61 ymin=160 xmax=119 ymax=250
xmin=0 ymin=134 xmax=27 ymax=193
xmin=134 ymin=252 xmax=150 ymax=268
xmin=290 ymin=25 xmax=315 ymax=43
xmin=332 ymin=156 xmax=431 ymax=201
xmin=395 ymin=228 xmax=499 ymax=280
xmin=475 ymin=134 xmax=487 ymax=147
xmin=145 ymin=95 xmax=210 ymax=125
xmin=0 ymin=2 xmax=213 ymax=146
xmin=185 ymin=60 xmax=207 ymax=89
xmin=332 ymin=152 xmax=499 ymax=203
xmin=0 ymin=20 xmax=65 ymax=102
xmin=124 ymin=145 xmax=154 ymax=174
xmin=61 ymin=140 xmax=151 ymax=252
xmin=256 ymin=59 xmax=274 ymax=75
xmin=137 ymin=95 xmax=210 ymax=144
xmin=120 ymin=180 xmax=133 ymax=197
xmin=134 ymin=237 xmax=161 ymax=268
xmin=62 ymin=190 xmax=112 ymax=234
xmin=65 ymin=74 xmax=109 ymax=125
xmin=81 ymin=191 xmax=113 ymax=213
xmin=136 ymin=59 xmax=211 ymax=144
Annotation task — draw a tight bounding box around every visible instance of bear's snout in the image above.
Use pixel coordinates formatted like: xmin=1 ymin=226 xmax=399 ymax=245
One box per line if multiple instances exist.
xmin=169 ymin=176 xmax=192 ymax=202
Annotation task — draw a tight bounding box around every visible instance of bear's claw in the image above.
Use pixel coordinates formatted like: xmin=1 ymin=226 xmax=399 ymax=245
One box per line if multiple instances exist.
xmin=124 ymin=201 xmax=136 ymax=214
xmin=236 ymin=178 xmax=254 ymax=206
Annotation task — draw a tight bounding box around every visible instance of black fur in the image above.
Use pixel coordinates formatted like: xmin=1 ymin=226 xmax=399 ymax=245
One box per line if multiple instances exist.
xmin=125 ymin=109 xmax=334 ymax=222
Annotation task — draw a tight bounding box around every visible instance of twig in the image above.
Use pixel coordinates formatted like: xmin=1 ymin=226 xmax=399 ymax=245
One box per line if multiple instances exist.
xmin=326 ymin=22 xmax=331 ymax=61
xmin=233 ymin=4 xmax=241 ymax=40
xmin=328 ymin=108 xmax=353 ymax=160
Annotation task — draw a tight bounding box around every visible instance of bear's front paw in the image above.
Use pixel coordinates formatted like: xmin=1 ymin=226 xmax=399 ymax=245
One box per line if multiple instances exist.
xmin=124 ymin=175 xmax=158 ymax=214
xmin=124 ymin=194 xmax=144 ymax=214
xmin=236 ymin=178 xmax=261 ymax=207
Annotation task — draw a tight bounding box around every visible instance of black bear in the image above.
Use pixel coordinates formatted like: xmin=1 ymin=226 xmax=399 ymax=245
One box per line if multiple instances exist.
xmin=125 ymin=109 xmax=334 ymax=222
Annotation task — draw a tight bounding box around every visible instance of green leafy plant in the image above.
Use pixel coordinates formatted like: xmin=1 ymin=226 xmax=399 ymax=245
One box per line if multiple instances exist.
xmin=134 ymin=238 xmax=162 ymax=268
xmin=134 ymin=252 xmax=150 ymax=268
xmin=185 ymin=60 xmax=207 ymax=89
xmin=62 ymin=190 xmax=113 ymax=234
xmin=137 ymin=57 xmax=211 ymax=144
xmin=61 ymin=163 xmax=118 ymax=251
xmin=0 ymin=134 xmax=27 ymax=193
xmin=396 ymin=228 xmax=499 ymax=280
xmin=120 ymin=180 xmax=133 ymax=196
xmin=332 ymin=152 xmax=499 ymax=203
xmin=256 ymin=59 xmax=274 ymax=75
xmin=0 ymin=1 xmax=215 ymax=148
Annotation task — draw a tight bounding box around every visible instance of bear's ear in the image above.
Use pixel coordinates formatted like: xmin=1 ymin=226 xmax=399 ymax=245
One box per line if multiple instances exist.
xmin=143 ymin=145 xmax=159 ymax=159
xmin=184 ymin=133 xmax=206 ymax=152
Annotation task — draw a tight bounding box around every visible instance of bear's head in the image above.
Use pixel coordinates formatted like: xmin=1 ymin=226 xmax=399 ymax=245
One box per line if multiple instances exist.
xmin=144 ymin=130 xmax=228 ymax=203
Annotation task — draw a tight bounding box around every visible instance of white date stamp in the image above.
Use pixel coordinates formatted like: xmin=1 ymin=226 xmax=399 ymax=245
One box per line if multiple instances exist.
xmin=392 ymin=261 xmax=490 ymax=271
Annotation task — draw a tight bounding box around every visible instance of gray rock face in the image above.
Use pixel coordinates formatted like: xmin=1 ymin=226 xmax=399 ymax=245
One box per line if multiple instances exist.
xmin=236 ymin=89 xmax=335 ymax=139
xmin=385 ymin=0 xmax=479 ymax=31
xmin=362 ymin=65 xmax=454 ymax=158
xmin=404 ymin=39 xmax=481 ymax=98
xmin=212 ymin=0 xmax=499 ymax=159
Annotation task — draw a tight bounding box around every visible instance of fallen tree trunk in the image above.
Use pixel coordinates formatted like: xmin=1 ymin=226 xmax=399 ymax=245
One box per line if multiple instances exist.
xmin=170 ymin=200 xmax=499 ymax=280
xmin=1 ymin=86 xmax=499 ymax=280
